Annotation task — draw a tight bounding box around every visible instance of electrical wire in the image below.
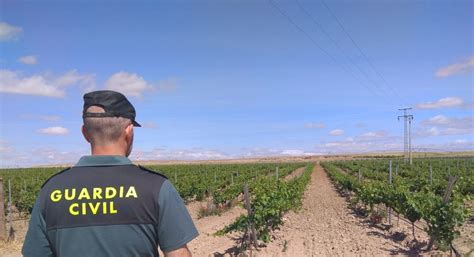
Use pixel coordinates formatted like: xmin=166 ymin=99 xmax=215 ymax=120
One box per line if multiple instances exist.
xmin=320 ymin=0 xmax=405 ymax=104
xmin=268 ymin=0 xmax=390 ymax=102
xmin=295 ymin=0 xmax=397 ymax=104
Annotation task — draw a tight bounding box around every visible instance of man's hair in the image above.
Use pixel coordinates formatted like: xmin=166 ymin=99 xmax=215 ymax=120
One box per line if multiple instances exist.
xmin=83 ymin=105 xmax=131 ymax=145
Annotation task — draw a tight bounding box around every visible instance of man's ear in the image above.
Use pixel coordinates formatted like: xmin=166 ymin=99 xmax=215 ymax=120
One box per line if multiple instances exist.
xmin=82 ymin=125 xmax=91 ymax=143
xmin=124 ymin=123 xmax=134 ymax=142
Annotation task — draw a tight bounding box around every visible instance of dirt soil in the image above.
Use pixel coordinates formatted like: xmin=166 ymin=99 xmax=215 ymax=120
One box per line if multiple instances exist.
xmin=283 ymin=166 xmax=306 ymax=181
xmin=0 ymin=218 xmax=28 ymax=257
xmin=180 ymin=201 xmax=246 ymax=256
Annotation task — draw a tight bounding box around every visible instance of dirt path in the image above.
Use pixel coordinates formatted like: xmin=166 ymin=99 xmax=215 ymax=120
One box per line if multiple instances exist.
xmin=283 ymin=166 xmax=305 ymax=181
xmin=173 ymin=200 xmax=246 ymax=256
xmin=258 ymin=162 xmax=412 ymax=256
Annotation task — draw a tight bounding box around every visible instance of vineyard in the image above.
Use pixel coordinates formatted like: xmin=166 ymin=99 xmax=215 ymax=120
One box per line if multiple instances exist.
xmin=0 ymin=161 xmax=315 ymax=255
xmin=322 ymin=157 xmax=473 ymax=251
xmin=217 ymin=164 xmax=314 ymax=243
xmin=0 ymin=157 xmax=473 ymax=256
xmin=0 ymin=162 xmax=306 ymax=216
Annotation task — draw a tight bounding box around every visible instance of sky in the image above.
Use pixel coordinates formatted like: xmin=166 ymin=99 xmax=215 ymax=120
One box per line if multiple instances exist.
xmin=0 ymin=0 xmax=473 ymax=167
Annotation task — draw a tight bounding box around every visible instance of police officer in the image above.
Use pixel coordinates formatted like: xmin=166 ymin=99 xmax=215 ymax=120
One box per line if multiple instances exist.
xmin=22 ymin=90 xmax=198 ymax=257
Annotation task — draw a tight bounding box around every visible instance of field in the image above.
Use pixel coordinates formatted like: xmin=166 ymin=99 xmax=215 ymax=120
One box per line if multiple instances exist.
xmin=0 ymin=155 xmax=473 ymax=256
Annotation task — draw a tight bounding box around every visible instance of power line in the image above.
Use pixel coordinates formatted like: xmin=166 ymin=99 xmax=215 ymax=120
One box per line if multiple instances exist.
xmin=320 ymin=0 xmax=404 ymax=103
xmin=268 ymin=0 xmax=334 ymax=63
xmin=294 ymin=0 xmax=396 ymax=104
xmin=267 ymin=0 xmax=382 ymax=99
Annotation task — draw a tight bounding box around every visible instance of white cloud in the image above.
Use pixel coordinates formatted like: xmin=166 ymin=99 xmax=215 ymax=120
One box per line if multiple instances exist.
xmin=130 ymin=147 xmax=322 ymax=162
xmin=0 ymin=22 xmax=22 ymax=41
xmin=417 ymin=115 xmax=474 ymax=136
xmin=416 ymin=97 xmax=464 ymax=109
xmin=0 ymin=141 xmax=20 ymax=168
xmin=0 ymin=141 xmax=13 ymax=154
xmin=238 ymin=147 xmax=321 ymax=158
xmin=131 ymin=148 xmax=230 ymax=161
xmin=1 ymin=145 xmax=324 ymax=167
xmin=38 ymin=126 xmax=69 ymax=135
xmin=0 ymin=69 xmax=173 ymax=99
xmin=361 ymin=132 xmax=377 ymax=137
xmin=1 ymin=145 xmax=89 ymax=168
xmin=55 ymin=70 xmax=95 ymax=91
xmin=329 ymin=129 xmax=344 ymax=136
xmin=418 ymin=127 xmax=441 ymax=137
xmin=413 ymin=140 xmax=474 ymax=152
xmin=421 ymin=115 xmax=473 ymax=129
xmin=0 ymin=70 xmax=63 ymax=97
xmin=280 ymin=149 xmax=305 ymax=156
xmin=105 ymin=71 xmax=153 ymax=97
xmin=305 ymin=122 xmax=325 ymax=129
xmin=0 ymin=69 xmax=96 ymax=98
xmin=316 ymin=131 xmax=403 ymax=154
xmin=104 ymin=72 xmax=177 ymax=97
xmin=422 ymin=115 xmax=450 ymax=125
xmin=30 ymin=148 xmax=80 ymax=162
xmin=319 ymin=137 xmax=400 ymax=153
xmin=18 ymin=55 xmax=37 ymax=65
xmin=360 ymin=131 xmax=388 ymax=138
xmin=435 ymin=56 xmax=474 ymax=78
xmin=443 ymin=127 xmax=472 ymax=135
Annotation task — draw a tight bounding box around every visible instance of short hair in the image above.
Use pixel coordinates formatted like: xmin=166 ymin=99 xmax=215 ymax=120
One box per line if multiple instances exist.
xmin=83 ymin=105 xmax=131 ymax=146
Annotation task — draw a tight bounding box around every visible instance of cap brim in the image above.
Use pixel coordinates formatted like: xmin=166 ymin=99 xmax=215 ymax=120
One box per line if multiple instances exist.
xmin=132 ymin=120 xmax=141 ymax=127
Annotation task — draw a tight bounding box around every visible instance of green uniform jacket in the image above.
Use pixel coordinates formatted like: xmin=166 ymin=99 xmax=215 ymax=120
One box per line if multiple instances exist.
xmin=22 ymin=155 xmax=199 ymax=257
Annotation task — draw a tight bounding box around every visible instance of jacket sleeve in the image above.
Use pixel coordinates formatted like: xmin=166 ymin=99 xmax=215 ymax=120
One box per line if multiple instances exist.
xmin=156 ymin=180 xmax=199 ymax=252
xmin=22 ymin=198 xmax=54 ymax=257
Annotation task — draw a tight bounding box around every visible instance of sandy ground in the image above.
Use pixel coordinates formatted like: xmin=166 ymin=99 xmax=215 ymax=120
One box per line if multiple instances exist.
xmin=183 ymin=201 xmax=246 ymax=256
xmin=0 ymin=218 xmax=28 ymax=257
xmin=452 ymin=201 xmax=474 ymax=256
xmin=283 ymin=166 xmax=305 ymax=181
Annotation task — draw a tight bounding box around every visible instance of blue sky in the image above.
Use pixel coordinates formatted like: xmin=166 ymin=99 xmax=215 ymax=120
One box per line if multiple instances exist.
xmin=0 ymin=0 xmax=473 ymax=167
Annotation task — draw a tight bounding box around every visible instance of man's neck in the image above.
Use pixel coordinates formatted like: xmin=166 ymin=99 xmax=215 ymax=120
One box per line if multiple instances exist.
xmin=91 ymin=144 xmax=126 ymax=156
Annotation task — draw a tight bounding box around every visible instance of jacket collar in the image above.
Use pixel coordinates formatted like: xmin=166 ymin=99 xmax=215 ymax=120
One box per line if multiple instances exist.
xmin=74 ymin=155 xmax=132 ymax=167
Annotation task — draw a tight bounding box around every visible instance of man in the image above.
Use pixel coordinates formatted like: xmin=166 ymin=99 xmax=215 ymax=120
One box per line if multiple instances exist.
xmin=22 ymin=90 xmax=198 ymax=257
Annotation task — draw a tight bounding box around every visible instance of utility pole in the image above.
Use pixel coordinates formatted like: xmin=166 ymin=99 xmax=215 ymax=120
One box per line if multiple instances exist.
xmin=398 ymin=108 xmax=414 ymax=165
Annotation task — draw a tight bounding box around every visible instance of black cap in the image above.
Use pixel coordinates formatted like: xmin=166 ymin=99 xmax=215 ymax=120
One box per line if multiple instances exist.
xmin=82 ymin=90 xmax=141 ymax=127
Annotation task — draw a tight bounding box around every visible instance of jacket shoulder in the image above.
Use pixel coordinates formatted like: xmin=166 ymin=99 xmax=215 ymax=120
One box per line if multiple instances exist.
xmin=41 ymin=167 xmax=71 ymax=188
xmin=137 ymin=165 xmax=168 ymax=180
